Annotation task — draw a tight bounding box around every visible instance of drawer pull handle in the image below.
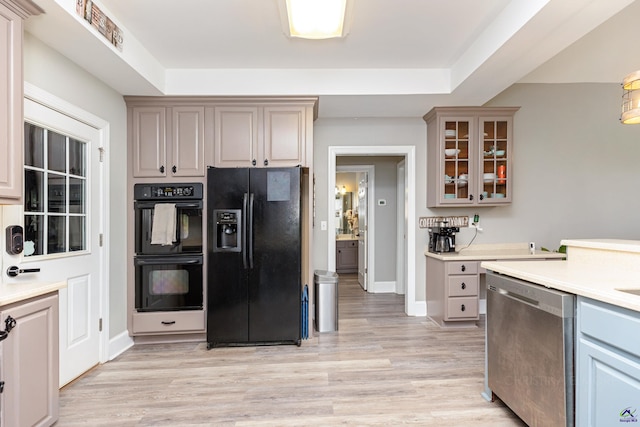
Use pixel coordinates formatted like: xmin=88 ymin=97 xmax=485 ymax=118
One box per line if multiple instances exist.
xmin=461 ymin=304 xmax=466 ymax=312
xmin=161 ymin=321 xmax=176 ymax=326
xmin=461 ymin=282 xmax=466 ymax=290
xmin=461 ymin=265 xmax=466 ymax=272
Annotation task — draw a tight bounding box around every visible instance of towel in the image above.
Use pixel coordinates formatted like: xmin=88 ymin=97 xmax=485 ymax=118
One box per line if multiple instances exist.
xmin=151 ymin=203 xmax=176 ymax=245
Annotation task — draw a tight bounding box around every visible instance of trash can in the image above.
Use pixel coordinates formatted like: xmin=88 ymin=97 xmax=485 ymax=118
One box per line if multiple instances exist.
xmin=314 ymin=270 xmax=339 ymax=332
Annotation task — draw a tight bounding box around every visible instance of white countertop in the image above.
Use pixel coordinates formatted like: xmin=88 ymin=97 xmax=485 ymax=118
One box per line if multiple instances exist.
xmin=482 ymin=259 xmax=640 ymax=313
xmin=561 ymin=238 xmax=640 ymax=253
xmin=424 ymin=242 xmax=566 ymax=261
xmin=0 ymin=280 xmax=67 ymax=306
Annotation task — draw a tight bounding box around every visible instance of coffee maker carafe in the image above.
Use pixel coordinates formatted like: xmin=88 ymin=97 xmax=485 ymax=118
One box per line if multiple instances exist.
xmin=428 ymin=222 xmax=459 ymax=253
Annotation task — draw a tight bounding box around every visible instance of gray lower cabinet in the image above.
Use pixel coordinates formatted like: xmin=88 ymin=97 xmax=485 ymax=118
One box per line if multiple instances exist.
xmin=336 ymin=240 xmax=358 ymax=273
xmin=426 ymin=258 xmax=479 ymax=326
xmin=576 ymin=296 xmax=640 ymax=426
xmin=1 ymin=292 xmax=59 ymax=427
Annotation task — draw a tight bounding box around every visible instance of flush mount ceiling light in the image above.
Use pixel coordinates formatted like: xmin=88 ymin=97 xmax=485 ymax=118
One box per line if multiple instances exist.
xmin=280 ymin=0 xmax=353 ymax=39
xmin=621 ymin=70 xmax=640 ymax=124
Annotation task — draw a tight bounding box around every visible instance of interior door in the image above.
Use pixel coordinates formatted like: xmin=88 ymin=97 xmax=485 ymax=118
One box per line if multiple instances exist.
xmin=357 ymin=172 xmax=368 ymax=290
xmin=18 ymin=98 xmax=103 ymax=387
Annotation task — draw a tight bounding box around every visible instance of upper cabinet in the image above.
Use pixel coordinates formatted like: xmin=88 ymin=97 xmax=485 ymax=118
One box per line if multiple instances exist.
xmin=126 ymin=97 xmax=317 ymax=178
xmin=0 ymin=0 xmax=42 ymax=203
xmin=214 ymin=102 xmax=314 ymax=168
xmin=129 ymin=104 xmax=206 ymax=178
xmin=424 ymin=107 xmax=519 ymax=207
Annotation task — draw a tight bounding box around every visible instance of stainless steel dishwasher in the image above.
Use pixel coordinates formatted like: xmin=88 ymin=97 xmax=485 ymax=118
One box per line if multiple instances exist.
xmin=486 ymin=271 xmax=575 ymax=427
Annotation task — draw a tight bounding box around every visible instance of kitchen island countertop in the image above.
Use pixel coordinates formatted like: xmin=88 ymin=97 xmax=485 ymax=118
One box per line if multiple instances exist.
xmin=482 ymin=239 xmax=640 ymax=313
xmin=0 ymin=280 xmax=67 ymax=306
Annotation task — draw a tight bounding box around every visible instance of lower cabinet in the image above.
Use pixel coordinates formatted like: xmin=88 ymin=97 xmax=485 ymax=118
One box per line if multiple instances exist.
xmin=576 ymin=296 xmax=640 ymax=426
xmin=1 ymin=292 xmax=59 ymax=427
xmin=426 ymin=258 xmax=479 ymax=327
xmin=336 ymin=240 xmax=358 ymax=274
xmin=131 ymin=310 xmax=205 ymax=335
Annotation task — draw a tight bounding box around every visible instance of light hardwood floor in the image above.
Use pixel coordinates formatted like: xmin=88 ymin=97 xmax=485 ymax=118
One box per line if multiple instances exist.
xmin=58 ymin=274 xmax=525 ymax=426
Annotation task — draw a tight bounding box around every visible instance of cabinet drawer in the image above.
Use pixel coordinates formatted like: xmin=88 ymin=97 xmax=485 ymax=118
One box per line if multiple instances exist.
xmin=446 ymin=297 xmax=479 ymax=319
xmin=447 ymin=276 xmax=479 ymax=296
xmin=132 ymin=310 xmax=205 ymax=334
xmin=337 ymin=240 xmax=357 ymax=248
xmin=579 ymin=297 xmax=640 ymax=356
xmin=447 ymin=261 xmax=478 ymax=275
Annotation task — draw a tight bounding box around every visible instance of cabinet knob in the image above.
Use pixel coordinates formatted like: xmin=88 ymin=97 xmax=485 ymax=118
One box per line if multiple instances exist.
xmin=172 ymin=165 xmax=177 ymax=173
xmin=461 ymin=265 xmax=466 ymax=272
xmin=469 ymin=194 xmax=474 ymax=201
xmin=264 ymin=159 xmax=269 ymax=166
xmin=461 ymin=282 xmax=466 ymax=290
xmin=252 ymin=159 xmax=257 ymax=166
xmin=159 ymin=165 xmax=165 ymax=173
xmin=479 ymin=193 xmax=485 ymax=200
xmin=461 ymin=304 xmax=466 ymax=312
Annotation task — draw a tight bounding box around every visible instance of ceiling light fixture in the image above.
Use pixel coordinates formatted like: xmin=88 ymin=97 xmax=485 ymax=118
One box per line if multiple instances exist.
xmin=621 ymin=70 xmax=640 ymax=124
xmin=281 ymin=0 xmax=352 ymax=39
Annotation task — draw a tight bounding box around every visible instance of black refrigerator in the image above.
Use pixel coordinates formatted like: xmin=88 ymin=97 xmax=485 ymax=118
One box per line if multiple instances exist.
xmin=206 ymin=167 xmax=302 ymax=348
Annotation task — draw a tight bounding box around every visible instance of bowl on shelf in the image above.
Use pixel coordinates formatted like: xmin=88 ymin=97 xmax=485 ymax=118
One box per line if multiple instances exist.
xmin=458 ymin=174 xmax=468 ymax=186
xmin=483 ymin=173 xmax=496 ymax=183
xmin=444 ymin=174 xmax=453 ymax=184
xmin=444 ymin=193 xmax=456 ymax=199
xmin=444 ymin=148 xmax=460 ymax=157
xmin=491 ymin=193 xmax=505 ymax=198
xmin=444 ymin=129 xmax=456 ymax=138
xmin=494 ymin=150 xmax=505 ymax=157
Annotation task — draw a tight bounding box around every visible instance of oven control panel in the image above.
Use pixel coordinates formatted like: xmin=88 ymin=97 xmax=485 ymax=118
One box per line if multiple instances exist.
xmin=134 ymin=183 xmax=203 ymax=200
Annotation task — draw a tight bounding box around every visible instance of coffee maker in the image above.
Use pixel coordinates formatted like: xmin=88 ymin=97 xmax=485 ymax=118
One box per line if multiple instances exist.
xmin=428 ymin=221 xmax=459 ymax=253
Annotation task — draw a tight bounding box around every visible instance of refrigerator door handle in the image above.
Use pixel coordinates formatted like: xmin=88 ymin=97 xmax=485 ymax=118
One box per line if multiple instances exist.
xmin=248 ymin=193 xmax=255 ymax=269
xmin=242 ymin=193 xmax=249 ymax=269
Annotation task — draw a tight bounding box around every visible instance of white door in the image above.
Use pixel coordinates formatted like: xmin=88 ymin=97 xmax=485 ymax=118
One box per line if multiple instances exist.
xmin=357 ymin=173 xmax=368 ymax=290
xmin=20 ymin=98 xmax=103 ymax=387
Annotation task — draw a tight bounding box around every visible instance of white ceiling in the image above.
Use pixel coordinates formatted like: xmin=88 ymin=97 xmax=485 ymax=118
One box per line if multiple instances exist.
xmin=24 ymin=0 xmax=640 ymax=118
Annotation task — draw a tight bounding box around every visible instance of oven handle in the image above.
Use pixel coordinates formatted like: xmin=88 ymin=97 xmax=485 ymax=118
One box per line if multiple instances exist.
xmin=248 ymin=193 xmax=254 ymax=269
xmin=242 ymin=193 xmax=248 ymax=269
xmin=134 ymin=201 xmax=202 ymax=209
xmin=135 ymin=257 xmax=202 ymax=265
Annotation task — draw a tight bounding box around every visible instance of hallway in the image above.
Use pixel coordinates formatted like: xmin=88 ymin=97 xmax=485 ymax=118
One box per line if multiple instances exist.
xmin=57 ymin=274 xmax=524 ymax=426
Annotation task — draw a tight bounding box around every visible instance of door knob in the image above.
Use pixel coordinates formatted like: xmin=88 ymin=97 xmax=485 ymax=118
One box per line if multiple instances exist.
xmin=6 ymin=266 xmax=40 ymax=277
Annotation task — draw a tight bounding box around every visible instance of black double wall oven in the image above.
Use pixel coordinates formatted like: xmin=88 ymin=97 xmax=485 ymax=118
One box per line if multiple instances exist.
xmin=134 ymin=183 xmax=204 ymax=312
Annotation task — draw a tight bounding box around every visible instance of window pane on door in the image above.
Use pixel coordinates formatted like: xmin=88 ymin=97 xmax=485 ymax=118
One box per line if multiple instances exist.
xmin=48 ymin=215 xmax=67 ymax=254
xmin=24 ymin=123 xmax=44 ymax=168
xmin=24 ymin=215 xmax=44 ymax=256
xmin=48 ymin=174 xmax=67 ymax=213
xmin=69 ymin=138 xmax=86 ymax=177
xmin=69 ymin=178 xmax=85 ymax=214
xmin=24 ymin=122 xmax=89 ymax=257
xmin=24 ymin=169 xmax=44 ymax=212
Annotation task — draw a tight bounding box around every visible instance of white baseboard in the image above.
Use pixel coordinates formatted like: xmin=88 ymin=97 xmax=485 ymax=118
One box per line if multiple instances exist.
xmin=369 ymin=280 xmax=396 ymax=293
xmin=108 ymin=330 xmax=134 ymax=361
xmin=410 ymin=300 xmax=427 ymax=317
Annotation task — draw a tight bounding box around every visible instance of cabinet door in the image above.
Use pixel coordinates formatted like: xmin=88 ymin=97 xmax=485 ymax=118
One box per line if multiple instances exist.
xmin=478 ymin=116 xmax=513 ymax=204
xmin=0 ymin=3 xmax=23 ymax=203
xmin=214 ymin=106 xmax=259 ymax=167
xmin=172 ymin=106 xmax=205 ymax=177
xmin=263 ymin=105 xmax=306 ymax=167
xmin=1 ymin=294 xmax=59 ymax=427
xmin=131 ymin=106 xmax=167 ymax=177
xmin=440 ymin=117 xmax=475 ymax=205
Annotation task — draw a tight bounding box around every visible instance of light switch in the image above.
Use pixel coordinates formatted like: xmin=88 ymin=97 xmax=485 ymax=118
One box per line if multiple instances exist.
xmin=320 ymin=221 xmax=327 ymax=231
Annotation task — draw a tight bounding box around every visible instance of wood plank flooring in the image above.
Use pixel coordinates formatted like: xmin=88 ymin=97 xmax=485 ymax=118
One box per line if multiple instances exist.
xmin=58 ymin=274 xmax=526 ymax=426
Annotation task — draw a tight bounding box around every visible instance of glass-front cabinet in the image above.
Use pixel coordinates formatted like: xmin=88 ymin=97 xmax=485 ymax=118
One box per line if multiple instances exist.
xmin=424 ymin=107 xmax=519 ymax=207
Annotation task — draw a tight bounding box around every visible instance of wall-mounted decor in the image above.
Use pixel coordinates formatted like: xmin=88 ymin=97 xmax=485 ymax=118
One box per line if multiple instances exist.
xmin=75 ymin=0 xmax=123 ymax=51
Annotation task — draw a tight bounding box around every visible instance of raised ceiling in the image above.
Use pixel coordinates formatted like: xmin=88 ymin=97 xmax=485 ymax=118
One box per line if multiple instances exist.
xmin=24 ymin=0 xmax=640 ymax=117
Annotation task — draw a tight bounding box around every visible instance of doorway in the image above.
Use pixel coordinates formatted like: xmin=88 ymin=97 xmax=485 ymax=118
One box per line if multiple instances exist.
xmin=327 ymin=146 xmax=418 ymax=316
